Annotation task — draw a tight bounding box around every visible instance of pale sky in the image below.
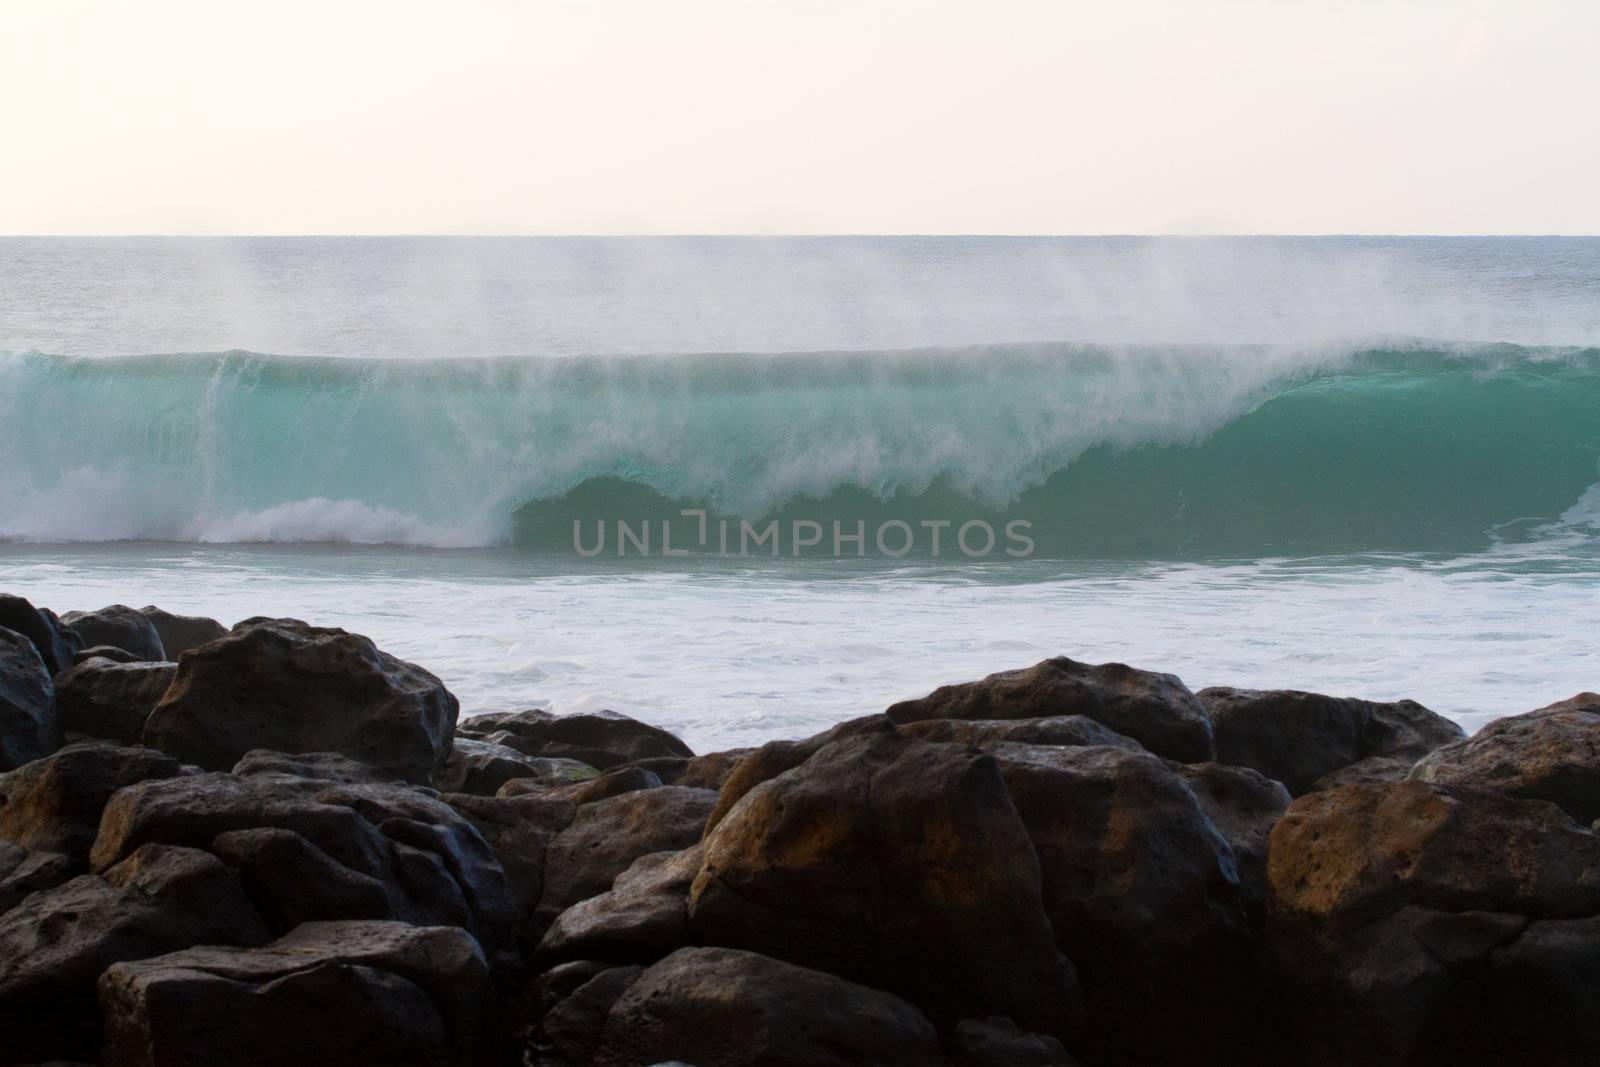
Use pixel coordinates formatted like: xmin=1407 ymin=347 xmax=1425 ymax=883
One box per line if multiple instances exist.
xmin=3 ymin=0 xmax=1596 ymax=235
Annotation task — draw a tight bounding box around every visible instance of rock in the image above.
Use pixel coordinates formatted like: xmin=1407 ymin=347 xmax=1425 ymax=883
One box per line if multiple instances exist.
xmin=954 ymin=1017 xmax=1079 ymax=1066
xmin=136 ymin=605 xmax=228 ymax=658
xmin=71 ymin=644 xmax=145 ymax=666
xmin=0 ymin=628 xmax=55 ymax=771
xmin=1479 ymin=914 xmax=1600 ymax=1062
xmin=459 ymin=708 xmax=692 ymax=770
xmin=53 ymin=659 xmax=176 ymax=744
xmin=690 ymin=732 xmax=1079 ymax=1037
xmin=1410 ymin=693 xmax=1600 ymax=824
xmin=0 ymin=743 xmax=182 ymax=867
xmin=90 ymin=773 xmax=517 ymax=965
xmin=887 ymin=656 xmax=1214 ymax=762
xmin=232 ymin=748 xmax=408 ymax=786
xmin=1267 ymin=780 xmax=1600 ymax=1064
xmin=142 ymin=617 xmax=458 ymax=785
xmin=992 ymin=743 xmax=1251 ymax=1061
xmin=534 ymin=963 xmax=644 ymax=1066
xmin=592 ymin=947 xmax=942 ymax=1067
xmin=0 ymin=594 xmax=80 ymax=675
xmin=539 ymin=846 xmax=703 ymax=965
xmin=1310 ymin=754 xmax=1416 ymax=791
xmin=675 ymin=748 xmax=753 ymax=790
xmin=1168 ymin=759 xmax=1291 ymax=921
xmin=442 ymin=792 xmax=576 ymax=951
xmin=98 ymin=920 xmax=493 ymax=1067
xmin=1200 ymin=687 xmax=1463 ymax=796
xmin=703 ymin=714 xmax=897 ymax=833
xmin=438 ymin=735 xmax=569 ymax=796
xmin=0 ymin=845 xmax=267 ymax=1064
xmin=483 ymin=751 xmax=599 ymax=789
xmin=0 ymin=841 xmax=73 ymax=915
xmin=539 ymin=786 xmax=716 ymax=921
xmin=59 ymin=605 xmax=165 ymax=662
xmin=898 ymin=714 xmax=1142 ymax=751
xmin=506 ymin=766 xmax=662 ymax=806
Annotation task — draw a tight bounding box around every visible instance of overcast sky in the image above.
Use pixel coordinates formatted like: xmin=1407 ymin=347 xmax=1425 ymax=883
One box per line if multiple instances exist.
xmin=3 ymin=0 xmax=1595 ymax=235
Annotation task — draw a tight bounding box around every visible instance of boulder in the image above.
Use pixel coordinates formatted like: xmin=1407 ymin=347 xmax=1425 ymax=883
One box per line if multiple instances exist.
xmin=53 ymin=659 xmax=176 ymax=744
xmin=1200 ymin=687 xmax=1463 ymax=796
xmin=887 ymin=657 xmax=1214 ymax=762
xmin=1168 ymin=759 xmax=1291 ymax=921
xmin=0 ymin=743 xmax=183 ymax=867
xmin=458 ymin=708 xmax=692 ymax=770
xmin=675 ymin=748 xmax=753 ymax=790
xmin=71 ymin=644 xmax=145 ymax=666
xmin=703 ymin=714 xmax=897 ymax=833
xmin=483 ymin=751 xmax=599 ymax=790
xmin=442 ymin=792 xmax=576 ymax=951
xmin=1267 ymin=780 xmax=1600 ymax=1064
xmin=539 ymin=786 xmax=716 ymax=921
xmin=1410 ymin=693 xmax=1600 ymax=824
xmin=142 ymin=618 xmax=458 ymax=785
xmin=59 ymin=606 xmax=165 ymax=662
xmin=591 ymin=947 xmax=942 ymax=1067
xmin=504 ymin=766 xmax=662 ymax=806
xmin=0 ymin=841 xmax=73 ymax=915
xmin=0 ymin=845 xmax=267 ymax=1064
xmin=232 ymin=748 xmax=407 ymax=786
xmin=954 ymin=1017 xmax=1079 ymax=1066
xmin=690 ymin=732 xmax=1080 ymax=1037
xmin=98 ymin=920 xmax=493 ymax=1067
xmin=0 ymin=628 xmax=55 ymax=771
xmin=1310 ymin=754 xmax=1416 ymax=791
xmin=992 ymin=743 xmax=1252 ymax=1061
xmin=539 ymin=845 xmax=703 ymax=965
xmin=533 ymin=964 xmax=645 ymax=1067
xmin=0 ymin=594 xmax=80 ymax=674
xmin=136 ymin=605 xmax=228 ymax=658
xmin=899 ymin=714 xmax=1142 ymax=751
xmin=438 ymin=735 xmax=567 ymax=796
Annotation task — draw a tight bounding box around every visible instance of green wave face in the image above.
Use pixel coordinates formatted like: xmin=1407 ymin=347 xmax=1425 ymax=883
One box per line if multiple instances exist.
xmin=3 ymin=344 xmax=1598 ymax=558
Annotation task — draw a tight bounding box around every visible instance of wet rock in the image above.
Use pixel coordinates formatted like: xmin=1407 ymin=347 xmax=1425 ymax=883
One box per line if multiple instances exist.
xmin=59 ymin=606 xmax=165 ymax=662
xmin=136 ymin=605 xmax=228 ymax=658
xmin=0 ymin=594 xmax=81 ymax=675
xmin=0 ymin=628 xmax=55 ymax=771
xmin=954 ymin=1017 xmax=1079 ymax=1066
xmin=1200 ymin=687 xmax=1463 ymax=796
xmin=0 ymin=743 xmax=182 ymax=867
xmin=232 ymin=748 xmax=408 ymax=786
xmin=887 ymin=656 xmax=1214 ymax=762
xmin=71 ymin=645 xmax=145 ymax=666
xmin=459 ymin=708 xmax=692 ymax=770
xmin=675 ymin=748 xmax=753 ymax=790
xmin=0 ymin=841 xmax=73 ymax=915
xmin=507 ymin=765 xmax=661 ymax=806
xmin=592 ymin=946 xmax=941 ymax=1067
xmin=539 ymin=786 xmax=716 ymax=921
xmin=1267 ymin=780 xmax=1600 ymax=1064
xmin=539 ymin=846 xmax=703 ymax=965
xmin=1310 ymin=754 xmax=1416 ymax=791
xmin=438 ymin=735 xmax=564 ymax=796
xmin=899 ymin=714 xmax=1142 ymax=751
xmin=1168 ymin=759 xmax=1291 ymax=921
xmin=691 ymin=732 xmax=1079 ymax=1037
xmin=1410 ymin=693 xmax=1600 ymax=824
xmin=534 ymin=964 xmax=644 ymax=1066
xmin=483 ymin=751 xmax=599 ymax=790
xmin=703 ymin=714 xmax=897 ymax=833
xmin=53 ymin=659 xmax=176 ymax=744
xmin=98 ymin=920 xmax=493 ymax=1067
xmin=993 ymin=743 xmax=1251 ymax=1061
xmin=442 ymin=792 xmax=576 ymax=951
xmin=143 ymin=618 xmax=458 ymax=785
xmin=0 ymin=845 xmax=267 ymax=1064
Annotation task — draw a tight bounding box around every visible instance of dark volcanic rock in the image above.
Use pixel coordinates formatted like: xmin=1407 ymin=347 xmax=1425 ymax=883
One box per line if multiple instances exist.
xmin=538 ymin=786 xmax=716 ymax=921
xmin=54 ymin=658 xmax=176 ymax=744
xmin=954 ymin=1016 xmax=1079 ymax=1066
xmin=71 ymin=644 xmax=146 ymax=666
xmin=1168 ymin=759 xmax=1292 ymax=921
xmin=1267 ymin=780 xmax=1600 ymax=1065
xmin=136 ymin=605 xmax=228 ymax=658
xmin=592 ymin=946 xmax=942 ymax=1067
xmin=0 ymin=628 xmax=55 ymax=771
xmin=459 ymin=708 xmax=692 ymax=769
xmin=507 ymin=765 xmax=662 ymax=806
xmin=0 ymin=594 xmax=81 ymax=675
xmin=534 ymin=964 xmax=645 ymax=1067
xmin=1410 ymin=693 xmax=1600 ymax=824
xmin=898 ymin=714 xmax=1142 ymax=751
xmin=0 ymin=844 xmax=268 ymax=1064
xmin=993 ymin=743 xmax=1252 ymax=1061
xmin=438 ymin=735 xmax=566 ymax=796
xmin=142 ymin=617 xmax=458 ymax=785
xmin=442 ymin=792 xmax=576 ymax=952
xmin=887 ymin=656 xmax=1214 ymax=762
xmin=59 ymin=605 xmax=165 ymax=662
xmin=703 ymin=714 xmax=897 ymax=833
xmin=0 ymin=743 xmax=182 ymax=867
xmin=1310 ymin=754 xmax=1416 ymax=791
xmin=0 ymin=840 xmax=73 ymax=914
xmin=232 ymin=748 xmax=407 ymax=786
xmin=690 ymin=732 xmax=1080 ymax=1038
xmin=675 ymin=748 xmax=753 ymax=790
xmin=539 ymin=845 xmax=703 ymax=965
xmin=98 ymin=920 xmax=493 ymax=1067
xmin=1201 ymin=687 xmax=1463 ymax=796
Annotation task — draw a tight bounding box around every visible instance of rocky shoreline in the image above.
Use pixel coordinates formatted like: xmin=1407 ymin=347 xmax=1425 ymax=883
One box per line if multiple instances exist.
xmin=0 ymin=593 xmax=1596 ymax=1065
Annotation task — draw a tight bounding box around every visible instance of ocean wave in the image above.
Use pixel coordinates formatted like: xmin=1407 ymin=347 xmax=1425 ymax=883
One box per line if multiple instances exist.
xmin=2 ymin=342 xmax=1597 ymax=557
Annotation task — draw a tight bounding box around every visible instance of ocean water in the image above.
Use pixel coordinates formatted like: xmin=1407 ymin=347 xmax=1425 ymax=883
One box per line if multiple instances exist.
xmin=2 ymin=237 xmax=1597 ymax=750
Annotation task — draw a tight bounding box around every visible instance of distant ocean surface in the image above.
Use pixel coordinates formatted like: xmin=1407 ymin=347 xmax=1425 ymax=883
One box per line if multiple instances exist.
xmin=2 ymin=237 xmax=1597 ymax=749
